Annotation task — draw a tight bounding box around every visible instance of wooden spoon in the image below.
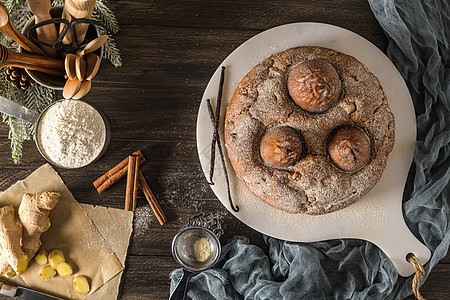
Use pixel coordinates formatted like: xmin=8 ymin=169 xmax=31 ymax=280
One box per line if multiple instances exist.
xmin=64 ymin=54 xmax=77 ymax=80
xmin=79 ymin=34 xmax=108 ymax=56
xmin=27 ymin=0 xmax=58 ymax=57
xmin=0 ymin=44 xmax=64 ymax=76
xmin=72 ymin=80 xmax=91 ymax=99
xmin=0 ymin=1 xmax=46 ymax=56
xmin=85 ymin=53 xmax=100 ymax=80
xmin=75 ymin=55 xmax=86 ymax=81
xmin=63 ymin=78 xmax=82 ymax=99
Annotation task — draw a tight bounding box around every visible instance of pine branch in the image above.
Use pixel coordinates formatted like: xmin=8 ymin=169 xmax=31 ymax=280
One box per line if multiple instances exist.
xmin=1 ymin=112 xmax=33 ymax=164
xmin=52 ymin=0 xmax=64 ymax=7
xmin=0 ymin=69 xmax=57 ymax=164
xmin=103 ymin=36 xmax=122 ymax=67
xmin=3 ymin=0 xmax=27 ymax=15
xmin=8 ymin=117 xmax=32 ymax=164
xmin=92 ymin=0 xmax=123 ymax=67
xmin=13 ymin=9 xmax=33 ymax=33
xmin=0 ymin=72 xmax=24 ymax=103
xmin=10 ymin=135 xmax=24 ymax=164
xmin=24 ymin=85 xmax=56 ymax=113
xmin=93 ymin=0 xmax=121 ymax=34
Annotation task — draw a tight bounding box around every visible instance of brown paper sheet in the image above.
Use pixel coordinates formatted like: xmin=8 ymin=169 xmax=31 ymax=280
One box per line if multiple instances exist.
xmin=0 ymin=164 xmax=133 ymax=300
xmin=81 ymin=204 xmax=133 ymax=300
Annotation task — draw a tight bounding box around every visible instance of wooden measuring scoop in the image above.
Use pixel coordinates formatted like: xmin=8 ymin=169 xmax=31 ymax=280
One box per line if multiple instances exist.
xmin=63 ymin=77 xmax=81 ymax=99
xmin=75 ymin=55 xmax=86 ymax=81
xmin=0 ymin=1 xmax=46 ymax=56
xmin=79 ymin=34 xmax=108 ymax=56
xmin=85 ymin=53 xmax=100 ymax=80
xmin=63 ymin=77 xmax=91 ymax=99
xmin=0 ymin=44 xmax=63 ymax=75
xmin=64 ymin=53 xmax=77 ymax=79
xmin=72 ymin=80 xmax=91 ymax=99
xmin=27 ymin=0 xmax=58 ymax=57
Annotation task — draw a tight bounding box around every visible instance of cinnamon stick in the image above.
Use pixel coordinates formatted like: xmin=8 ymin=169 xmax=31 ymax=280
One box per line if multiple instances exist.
xmin=132 ymin=156 xmax=140 ymax=211
xmin=125 ymin=155 xmax=138 ymax=211
xmin=94 ymin=150 xmax=145 ymax=194
xmin=138 ymin=171 xmax=167 ymax=225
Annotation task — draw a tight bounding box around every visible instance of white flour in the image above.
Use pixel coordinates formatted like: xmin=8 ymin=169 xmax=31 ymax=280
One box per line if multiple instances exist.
xmin=37 ymin=100 xmax=106 ymax=168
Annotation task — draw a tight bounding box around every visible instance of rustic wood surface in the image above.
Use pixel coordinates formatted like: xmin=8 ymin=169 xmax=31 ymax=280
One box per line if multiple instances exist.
xmin=0 ymin=0 xmax=448 ymax=299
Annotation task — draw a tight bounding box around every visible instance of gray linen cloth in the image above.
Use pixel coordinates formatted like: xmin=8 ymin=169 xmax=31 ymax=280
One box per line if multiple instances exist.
xmin=170 ymin=0 xmax=450 ymax=298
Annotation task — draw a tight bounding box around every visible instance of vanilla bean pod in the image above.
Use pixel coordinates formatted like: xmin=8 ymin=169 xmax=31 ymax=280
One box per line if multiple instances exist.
xmin=208 ymin=66 xmax=226 ymax=184
xmin=206 ymin=99 xmax=239 ymax=212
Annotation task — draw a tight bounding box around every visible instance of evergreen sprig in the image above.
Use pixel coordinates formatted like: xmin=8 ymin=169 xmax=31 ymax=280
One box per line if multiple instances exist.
xmin=103 ymin=36 xmax=122 ymax=67
xmin=0 ymin=0 xmax=122 ymax=163
xmin=92 ymin=1 xmax=121 ymax=34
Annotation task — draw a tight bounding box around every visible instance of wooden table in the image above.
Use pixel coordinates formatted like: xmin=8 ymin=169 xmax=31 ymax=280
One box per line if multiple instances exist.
xmin=0 ymin=0 xmax=448 ymax=299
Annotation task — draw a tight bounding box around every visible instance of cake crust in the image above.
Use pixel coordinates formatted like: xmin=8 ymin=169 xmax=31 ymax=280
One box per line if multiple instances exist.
xmin=224 ymin=46 xmax=395 ymax=215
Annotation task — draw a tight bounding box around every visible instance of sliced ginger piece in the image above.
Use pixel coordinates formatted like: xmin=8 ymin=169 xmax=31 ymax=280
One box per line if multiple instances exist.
xmin=35 ymin=250 xmax=48 ymax=265
xmin=40 ymin=266 xmax=56 ymax=280
xmin=6 ymin=270 xmax=16 ymax=278
xmin=73 ymin=275 xmax=90 ymax=294
xmin=56 ymin=261 xmax=73 ymax=277
xmin=16 ymin=254 xmax=29 ymax=275
xmin=48 ymin=249 xmax=65 ymax=269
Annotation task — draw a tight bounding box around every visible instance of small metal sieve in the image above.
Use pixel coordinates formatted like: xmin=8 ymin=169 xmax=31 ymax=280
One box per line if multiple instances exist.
xmin=0 ymin=97 xmax=110 ymax=168
xmin=170 ymin=213 xmax=223 ymax=300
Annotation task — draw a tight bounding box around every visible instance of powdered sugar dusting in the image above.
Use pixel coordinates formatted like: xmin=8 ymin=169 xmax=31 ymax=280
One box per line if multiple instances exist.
xmin=133 ymin=206 xmax=154 ymax=238
xmin=76 ymin=227 xmax=104 ymax=250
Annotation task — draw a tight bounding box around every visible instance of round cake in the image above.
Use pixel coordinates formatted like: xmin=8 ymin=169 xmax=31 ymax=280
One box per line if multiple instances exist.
xmin=224 ymin=46 xmax=395 ymax=215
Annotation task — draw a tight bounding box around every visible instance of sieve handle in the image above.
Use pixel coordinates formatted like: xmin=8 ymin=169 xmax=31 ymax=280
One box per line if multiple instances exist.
xmin=0 ymin=95 xmax=39 ymax=124
xmin=169 ymin=269 xmax=192 ymax=300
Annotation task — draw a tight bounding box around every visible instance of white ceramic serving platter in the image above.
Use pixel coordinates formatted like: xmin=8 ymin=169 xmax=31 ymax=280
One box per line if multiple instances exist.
xmin=196 ymin=23 xmax=430 ymax=277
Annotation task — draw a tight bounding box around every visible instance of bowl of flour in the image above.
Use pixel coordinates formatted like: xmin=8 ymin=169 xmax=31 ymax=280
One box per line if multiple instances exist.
xmin=35 ymin=99 xmax=110 ymax=168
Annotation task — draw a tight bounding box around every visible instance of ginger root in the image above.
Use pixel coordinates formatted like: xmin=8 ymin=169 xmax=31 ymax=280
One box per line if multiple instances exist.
xmin=0 ymin=192 xmax=59 ymax=277
xmin=0 ymin=206 xmax=28 ymax=275
xmin=18 ymin=192 xmax=60 ymax=259
xmin=0 ymin=253 xmax=15 ymax=277
xmin=56 ymin=261 xmax=73 ymax=277
xmin=48 ymin=249 xmax=65 ymax=269
xmin=35 ymin=250 xmax=48 ymax=265
xmin=40 ymin=265 xmax=56 ymax=280
xmin=73 ymin=275 xmax=90 ymax=294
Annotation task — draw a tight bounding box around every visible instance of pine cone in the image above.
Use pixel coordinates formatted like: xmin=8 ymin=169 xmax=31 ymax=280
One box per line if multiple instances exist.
xmin=4 ymin=67 xmax=36 ymax=90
